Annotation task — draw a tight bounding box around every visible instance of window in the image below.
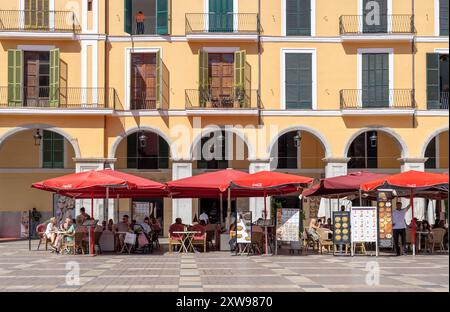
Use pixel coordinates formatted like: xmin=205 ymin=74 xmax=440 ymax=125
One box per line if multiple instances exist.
xmin=425 ymin=137 xmax=437 ymax=169
xmin=127 ymin=132 xmax=169 ymax=169
xmin=362 ymin=0 xmax=388 ymax=33
xmin=361 ymin=53 xmax=389 ymax=107
xmin=276 ymin=132 xmax=298 ymax=169
xmin=286 ymin=0 xmax=311 ymax=36
xmin=427 ymin=53 xmax=449 ymax=109
xmin=440 ymin=0 xmax=449 ymax=36
xmin=348 ymin=132 xmax=378 ymax=169
xmin=42 ymin=130 xmax=64 ymax=168
xmin=284 ymin=52 xmax=313 ymax=109
xmin=124 ymin=0 xmax=168 ymax=35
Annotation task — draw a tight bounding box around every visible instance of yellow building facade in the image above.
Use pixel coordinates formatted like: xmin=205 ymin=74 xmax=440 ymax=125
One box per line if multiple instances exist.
xmin=0 ymin=0 xmax=448 ymax=237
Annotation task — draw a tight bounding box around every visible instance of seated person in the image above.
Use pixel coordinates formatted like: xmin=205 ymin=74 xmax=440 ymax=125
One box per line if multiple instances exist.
xmin=75 ymin=207 xmax=90 ymax=225
xmin=107 ymin=219 xmax=114 ymax=232
xmin=150 ymin=217 xmax=162 ymax=234
xmin=54 ymin=217 xmax=72 ymax=252
xmin=229 ymin=223 xmax=237 ymax=253
xmin=101 ymin=220 xmax=107 ymax=231
xmin=140 ymin=217 xmax=151 ymax=235
xmin=115 ymin=215 xmax=131 ymax=251
xmin=307 ymin=218 xmax=321 ymax=242
xmin=169 ymin=218 xmax=185 ymax=237
xmin=62 ymin=219 xmax=77 ymax=249
xmin=45 ymin=217 xmax=58 ymax=251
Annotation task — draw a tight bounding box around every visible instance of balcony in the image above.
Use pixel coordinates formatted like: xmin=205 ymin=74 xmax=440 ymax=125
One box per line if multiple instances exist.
xmin=340 ymin=89 xmax=415 ymax=116
xmin=0 ymin=87 xmax=118 ymax=114
xmin=339 ymin=15 xmax=415 ymax=42
xmin=0 ymin=10 xmax=81 ymax=39
xmin=185 ymin=89 xmax=260 ymax=115
xmin=185 ymin=13 xmax=260 ymax=41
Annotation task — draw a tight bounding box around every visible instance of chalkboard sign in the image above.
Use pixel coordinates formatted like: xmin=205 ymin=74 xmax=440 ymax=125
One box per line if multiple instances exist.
xmin=333 ymin=211 xmax=351 ymax=245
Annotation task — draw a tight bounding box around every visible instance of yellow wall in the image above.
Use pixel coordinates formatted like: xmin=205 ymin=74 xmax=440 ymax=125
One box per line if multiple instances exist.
xmin=438 ymin=132 xmax=449 ymax=169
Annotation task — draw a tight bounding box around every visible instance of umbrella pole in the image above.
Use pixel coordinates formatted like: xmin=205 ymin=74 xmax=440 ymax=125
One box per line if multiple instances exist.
xmin=105 ymin=187 xmax=109 ymax=223
xmin=220 ymin=193 xmax=223 ymax=228
xmin=359 ymin=189 xmax=362 ymax=206
xmin=264 ymin=191 xmax=268 ymax=255
xmin=90 ymin=192 xmax=94 ymax=256
xmin=116 ymin=194 xmax=120 ymax=223
xmin=329 ymin=198 xmax=331 ymax=220
xmin=411 ymin=189 xmax=416 ymax=256
xmin=227 ymin=188 xmax=231 ymax=230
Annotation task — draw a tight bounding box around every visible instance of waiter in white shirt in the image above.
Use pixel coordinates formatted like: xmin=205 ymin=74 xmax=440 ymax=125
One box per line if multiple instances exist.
xmin=199 ymin=212 xmax=209 ymax=224
xmin=392 ymin=201 xmax=411 ymax=256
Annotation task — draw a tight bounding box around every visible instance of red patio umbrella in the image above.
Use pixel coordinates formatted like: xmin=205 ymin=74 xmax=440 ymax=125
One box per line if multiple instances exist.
xmin=361 ymin=170 xmax=449 ymax=255
xmin=32 ymin=169 xmax=167 ymax=255
xmin=221 ymin=171 xmax=314 ymax=255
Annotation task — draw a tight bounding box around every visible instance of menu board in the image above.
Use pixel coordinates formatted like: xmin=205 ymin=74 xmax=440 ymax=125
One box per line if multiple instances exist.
xmin=333 ymin=211 xmax=351 ymax=245
xmin=351 ymin=207 xmax=377 ymax=243
xmin=276 ymin=208 xmax=301 ymax=242
xmin=236 ymin=212 xmax=252 ymax=244
xmin=377 ymin=191 xmax=393 ymax=248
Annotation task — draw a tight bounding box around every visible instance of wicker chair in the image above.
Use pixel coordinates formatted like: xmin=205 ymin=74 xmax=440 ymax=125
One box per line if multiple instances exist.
xmin=64 ymin=232 xmax=86 ymax=255
xmin=250 ymin=231 xmax=264 ymax=254
xmin=36 ymin=223 xmax=50 ymax=251
xmin=317 ymin=228 xmax=333 ymax=254
xmin=304 ymin=228 xmax=320 ymax=253
xmin=168 ymin=224 xmax=185 ymax=253
xmin=189 ymin=224 xmax=207 ymax=252
xmin=431 ymin=228 xmax=446 ymax=253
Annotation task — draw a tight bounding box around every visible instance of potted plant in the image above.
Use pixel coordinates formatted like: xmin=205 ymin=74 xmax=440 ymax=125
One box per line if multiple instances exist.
xmin=233 ymin=83 xmax=246 ymax=108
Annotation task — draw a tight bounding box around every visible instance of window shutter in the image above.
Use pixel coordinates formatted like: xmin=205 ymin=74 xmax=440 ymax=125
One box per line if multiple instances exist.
xmin=285 ymin=53 xmax=312 ymax=109
xmin=7 ymin=49 xmax=23 ymax=106
xmin=155 ymin=50 xmax=162 ymax=109
xmin=286 ymin=0 xmax=311 ymax=36
xmin=363 ymin=0 xmax=388 ymax=33
xmin=42 ymin=131 xmax=64 ymax=168
xmin=49 ymin=48 xmax=60 ymax=107
xmin=362 ymin=53 xmax=389 ymax=108
xmin=156 ymin=0 xmax=169 ymax=35
xmin=440 ymin=0 xmax=449 ymax=36
xmin=42 ymin=131 xmax=53 ymax=168
xmin=127 ymin=132 xmax=137 ymax=169
xmin=158 ymin=135 xmax=169 ymax=169
xmin=234 ymin=50 xmax=246 ymax=107
xmin=427 ymin=53 xmax=441 ymax=109
xmin=124 ymin=0 xmax=132 ymax=34
xmin=198 ymin=49 xmax=209 ymax=107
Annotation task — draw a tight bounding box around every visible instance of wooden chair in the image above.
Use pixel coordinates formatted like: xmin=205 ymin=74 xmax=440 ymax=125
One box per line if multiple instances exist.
xmin=251 ymin=231 xmax=264 ymax=254
xmin=205 ymin=224 xmax=218 ymax=250
xmin=431 ymin=228 xmax=446 ymax=253
xmin=64 ymin=232 xmax=86 ymax=255
xmin=303 ymin=228 xmax=319 ymax=253
xmin=36 ymin=223 xmax=50 ymax=251
xmin=151 ymin=229 xmax=161 ymax=249
xmin=168 ymin=224 xmax=185 ymax=253
xmin=317 ymin=228 xmax=333 ymax=254
xmin=405 ymin=228 xmax=413 ymax=252
xmin=189 ymin=224 xmax=207 ymax=252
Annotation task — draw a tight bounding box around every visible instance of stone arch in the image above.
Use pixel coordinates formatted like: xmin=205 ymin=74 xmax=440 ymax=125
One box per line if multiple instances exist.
xmin=0 ymin=123 xmax=81 ymax=158
xmin=420 ymin=126 xmax=449 ymax=158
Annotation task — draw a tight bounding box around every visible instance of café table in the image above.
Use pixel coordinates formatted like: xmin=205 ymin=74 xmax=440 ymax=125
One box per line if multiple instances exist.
xmin=416 ymin=231 xmax=430 ymax=252
xmin=173 ymin=231 xmax=200 ymax=254
xmin=115 ymin=231 xmax=132 ymax=253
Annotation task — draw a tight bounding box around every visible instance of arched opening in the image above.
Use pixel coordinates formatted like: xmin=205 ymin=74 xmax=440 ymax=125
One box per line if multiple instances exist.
xmin=346 ymin=130 xmax=403 ymax=170
xmin=424 ymin=131 xmax=449 ymax=170
xmin=0 ymin=128 xmax=76 ymax=238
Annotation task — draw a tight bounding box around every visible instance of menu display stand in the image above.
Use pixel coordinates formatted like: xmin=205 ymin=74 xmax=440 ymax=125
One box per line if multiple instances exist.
xmin=377 ymin=191 xmax=394 ymax=249
xmin=235 ymin=211 xmax=252 ymax=256
xmin=275 ymin=208 xmax=301 ymax=255
xmin=332 ymin=211 xmax=351 ymax=256
xmin=350 ymin=206 xmax=378 ymax=257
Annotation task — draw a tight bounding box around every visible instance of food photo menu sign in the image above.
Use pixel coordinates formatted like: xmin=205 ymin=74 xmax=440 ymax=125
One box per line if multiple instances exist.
xmin=377 ymin=191 xmax=394 ymax=248
xmin=236 ymin=211 xmax=252 ymax=244
xmin=276 ymin=208 xmax=301 ymax=242
xmin=333 ymin=211 xmax=351 ymax=245
xmin=351 ymin=206 xmax=378 ymax=244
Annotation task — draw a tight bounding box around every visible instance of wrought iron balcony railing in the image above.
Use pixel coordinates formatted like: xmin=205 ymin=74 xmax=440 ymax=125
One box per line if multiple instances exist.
xmin=186 ymin=89 xmax=260 ymax=109
xmin=436 ymin=92 xmax=449 ymax=109
xmin=0 ymin=87 xmax=118 ymax=109
xmin=339 ymin=15 xmax=415 ymax=35
xmin=0 ymin=10 xmax=81 ymax=33
xmin=340 ymin=89 xmax=415 ymax=109
xmin=186 ymin=13 xmax=260 ymax=34
xmin=130 ymin=88 xmax=157 ymax=110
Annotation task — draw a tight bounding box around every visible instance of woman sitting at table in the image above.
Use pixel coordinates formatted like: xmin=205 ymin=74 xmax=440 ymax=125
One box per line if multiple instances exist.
xmin=307 ymin=218 xmax=321 ymax=243
xmin=45 ymin=217 xmax=58 ymax=251
xmin=53 ymin=218 xmax=72 ymax=253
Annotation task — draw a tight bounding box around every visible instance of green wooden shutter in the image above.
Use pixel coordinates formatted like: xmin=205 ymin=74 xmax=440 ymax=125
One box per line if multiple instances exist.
xmin=7 ymin=49 xmax=23 ymax=106
xmin=156 ymin=0 xmax=169 ymax=35
xmin=209 ymin=0 xmax=233 ymax=32
xmin=127 ymin=132 xmax=137 ymax=168
xmin=199 ymin=49 xmax=209 ymax=107
xmin=124 ymin=0 xmax=132 ymax=34
xmin=42 ymin=131 xmax=64 ymax=168
xmin=285 ymin=53 xmax=312 ymax=109
xmin=155 ymin=50 xmax=161 ymax=109
xmin=49 ymin=48 xmax=60 ymax=107
xmin=286 ymin=0 xmax=311 ymax=36
xmin=234 ymin=50 xmax=246 ymax=107
xmin=427 ymin=53 xmax=441 ymax=109
xmin=158 ymin=135 xmax=169 ymax=169
xmin=440 ymin=0 xmax=449 ymax=36
xmin=362 ymin=53 xmax=389 ymax=108
xmin=363 ymin=0 xmax=388 ymax=33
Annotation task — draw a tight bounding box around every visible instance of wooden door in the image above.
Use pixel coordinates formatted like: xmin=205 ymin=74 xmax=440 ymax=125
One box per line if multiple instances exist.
xmin=209 ymin=53 xmax=234 ymax=107
xmin=24 ymin=51 xmax=50 ymax=107
xmin=131 ymin=53 xmax=156 ymax=109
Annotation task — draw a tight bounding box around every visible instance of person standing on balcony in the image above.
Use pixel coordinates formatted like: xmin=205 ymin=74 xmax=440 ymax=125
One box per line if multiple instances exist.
xmin=135 ymin=11 xmax=145 ymax=35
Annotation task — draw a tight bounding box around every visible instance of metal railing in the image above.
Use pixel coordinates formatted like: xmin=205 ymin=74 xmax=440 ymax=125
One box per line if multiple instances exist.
xmin=437 ymin=92 xmax=449 ymax=109
xmin=130 ymin=16 xmax=157 ymax=35
xmin=186 ymin=13 xmax=260 ymax=34
xmin=186 ymin=89 xmax=260 ymax=109
xmin=339 ymin=15 xmax=415 ymax=35
xmin=340 ymin=89 xmax=415 ymax=109
xmin=0 ymin=10 xmax=81 ymax=33
xmin=0 ymin=87 xmax=117 ymax=109
xmin=130 ymin=88 xmax=157 ymax=110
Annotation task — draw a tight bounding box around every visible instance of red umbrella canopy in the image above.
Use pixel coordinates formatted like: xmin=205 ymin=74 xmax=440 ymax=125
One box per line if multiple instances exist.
xmin=166 ymin=169 xmax=250 ymax=198
xmin=303 ymin=171 xmax=387 ymax=198
xmin=221 ymin=171 xmax=314 ymax=196
xmin=361 ymin=170 xmax=449 ymax=192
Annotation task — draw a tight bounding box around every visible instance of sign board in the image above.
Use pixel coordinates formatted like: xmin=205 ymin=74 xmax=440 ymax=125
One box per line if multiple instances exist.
xmin=333 ymin=211 xmax=351 ymax=245
xmin=276 ymin=208 xmax=301 ymax=242
xmin=377 ymin=191 xmax=393 ymax=248
xmin=236 ymin=211 xmax=252 ymax=244
xmin=351 ymin=206 xmax=378 ymax=257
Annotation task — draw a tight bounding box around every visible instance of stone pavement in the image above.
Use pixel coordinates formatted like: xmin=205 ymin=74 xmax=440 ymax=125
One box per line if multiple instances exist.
xmin=0 ymin=240 xmax=447 ymax=292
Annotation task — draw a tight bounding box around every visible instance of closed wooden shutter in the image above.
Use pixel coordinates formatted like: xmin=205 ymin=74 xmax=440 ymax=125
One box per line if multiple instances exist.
xmin=363 ymin=0 xmax=388 ymax=33
xmin=156 ymin=0 xmax=169 ymax=35
xmin=209 ymin=0 xmax=233 ymax=32
xmin=155 ymin=50 xmax=161 ymax=109
xmin=43 ymin=130 xmax=64 ymax=168
xmin=362 ymin=53 xmax=389 ymax=108
xmin=124 ymin=0 xmax=132 ymax=34
xmin=49 ymin=48 xmax=60 ymax=107
xmin=427 ymin=53 xmax=441 ymax=109
xmin=8 ymin=49 xmax=23 ymax=106
xmin=285 ymin=53 xmax=312 ymax=109
xmin=286 ymin=0 xmax=311 ymax=36
xmin=127 ymin=132 xmax=137 ymax=168
xmin=440 ymin=0 xmax=449 ymax=36
xmin=198 ymin=49 xmax=209 ymax=107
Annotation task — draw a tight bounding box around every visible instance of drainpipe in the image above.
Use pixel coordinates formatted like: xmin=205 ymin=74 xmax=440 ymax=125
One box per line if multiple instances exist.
xmin=412 ymin=0 xmax=416 ymax=128
xmin=257 ymin=0 xmax=262 ymax=125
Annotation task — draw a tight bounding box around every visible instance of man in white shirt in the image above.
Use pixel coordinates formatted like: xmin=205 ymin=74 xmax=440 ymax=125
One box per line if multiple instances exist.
xmin=199 ymin=212 xmax=209 ymax=224
xmin=392 ymin=201 xmax=411 ymax=256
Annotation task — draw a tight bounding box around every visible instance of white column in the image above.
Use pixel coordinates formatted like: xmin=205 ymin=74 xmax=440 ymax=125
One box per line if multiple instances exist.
xmin=399 ymin=158 xmax=427 ymax=223
xmin=249 ymin=160 xmax=271 ymax=222
xmin=320 ymin=158 xmax=350 ymax=218
xmin=172 ymin=160 xmax=193 ymax=224
xmin=399 ymin=158 xmax=427 ymax=172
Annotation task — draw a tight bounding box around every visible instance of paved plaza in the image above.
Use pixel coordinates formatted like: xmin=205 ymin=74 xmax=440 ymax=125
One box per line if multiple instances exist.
xmin=0 ymin=240 xmax=447 ymax=292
